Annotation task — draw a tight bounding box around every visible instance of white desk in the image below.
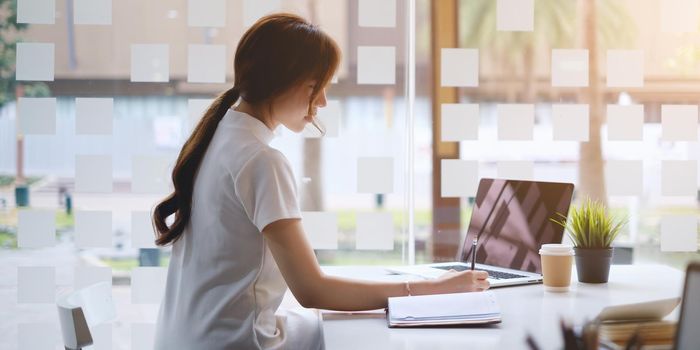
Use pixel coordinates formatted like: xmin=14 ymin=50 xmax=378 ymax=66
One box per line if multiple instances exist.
xmin=321 ymin=264 xmax=684 ymax=350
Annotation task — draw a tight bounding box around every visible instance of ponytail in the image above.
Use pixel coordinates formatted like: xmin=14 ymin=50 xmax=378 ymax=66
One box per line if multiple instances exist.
xmin=152 ymin=87 xmax=240 ymax=246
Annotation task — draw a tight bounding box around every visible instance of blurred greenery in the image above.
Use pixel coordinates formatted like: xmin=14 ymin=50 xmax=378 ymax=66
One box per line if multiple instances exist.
xmin=0 ymin=175 xmax=42 ymax=187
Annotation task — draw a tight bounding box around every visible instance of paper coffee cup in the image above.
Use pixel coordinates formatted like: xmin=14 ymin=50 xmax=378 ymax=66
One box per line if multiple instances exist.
xmin=539 ymin=244 xmax=574 ymax=292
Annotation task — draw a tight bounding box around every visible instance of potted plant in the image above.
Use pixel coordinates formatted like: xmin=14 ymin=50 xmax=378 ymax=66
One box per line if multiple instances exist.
xmin=550 ymin=198 xmax=627 ymax=283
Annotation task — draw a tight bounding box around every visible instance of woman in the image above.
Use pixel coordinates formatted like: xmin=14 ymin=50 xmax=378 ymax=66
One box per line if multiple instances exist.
xmin=152 ymin=13 xmax=489 ymax=350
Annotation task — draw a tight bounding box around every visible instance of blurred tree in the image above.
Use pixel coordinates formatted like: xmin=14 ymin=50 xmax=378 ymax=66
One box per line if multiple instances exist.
xmin=459 ymin=0 xmax=636 ymax=204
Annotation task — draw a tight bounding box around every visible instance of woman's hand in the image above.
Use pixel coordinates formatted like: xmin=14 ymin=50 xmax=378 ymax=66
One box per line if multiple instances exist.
xmin=433 ymin=269 xmax=490 ymax=293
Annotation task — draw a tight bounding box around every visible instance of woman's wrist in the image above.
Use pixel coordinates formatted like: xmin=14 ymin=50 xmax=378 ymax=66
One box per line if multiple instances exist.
xmin=406 ymin=279 xmax=438 ymax=296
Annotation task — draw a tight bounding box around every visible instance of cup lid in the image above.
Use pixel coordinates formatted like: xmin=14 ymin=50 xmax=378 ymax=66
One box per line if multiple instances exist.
xmin=539 ymin=243 xmax=574 ymax=255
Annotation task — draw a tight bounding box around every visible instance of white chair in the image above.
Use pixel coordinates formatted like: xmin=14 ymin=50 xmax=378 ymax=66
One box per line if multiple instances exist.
xmin=57 ymin=282 xmax=116 ymax=350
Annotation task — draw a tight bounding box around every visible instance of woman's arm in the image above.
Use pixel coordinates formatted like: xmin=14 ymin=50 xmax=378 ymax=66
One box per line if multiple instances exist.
xmin=262 ymin=218 xmax=489 ymax=311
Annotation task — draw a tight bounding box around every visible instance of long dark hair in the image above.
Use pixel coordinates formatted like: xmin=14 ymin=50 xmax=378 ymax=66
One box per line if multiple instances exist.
xmin=152 ymin=13 xmax=340 ymax=246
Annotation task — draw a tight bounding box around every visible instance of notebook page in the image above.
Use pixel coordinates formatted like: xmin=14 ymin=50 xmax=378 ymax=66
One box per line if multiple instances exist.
xmin=389 ymin=291 xmax=500 ymax=320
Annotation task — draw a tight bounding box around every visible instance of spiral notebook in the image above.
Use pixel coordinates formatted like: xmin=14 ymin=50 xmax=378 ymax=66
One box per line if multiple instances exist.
xmin=387 ymin=291 xmax=502 ymax=327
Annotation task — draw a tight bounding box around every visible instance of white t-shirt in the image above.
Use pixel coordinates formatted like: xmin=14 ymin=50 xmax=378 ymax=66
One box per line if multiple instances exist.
xmin=154 ymin=109 xmax=324 ymax=350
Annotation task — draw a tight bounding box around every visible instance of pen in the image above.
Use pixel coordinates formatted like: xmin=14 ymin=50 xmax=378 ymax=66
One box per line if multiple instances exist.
xmin=470 ymin=238 xmax=477 ymax=270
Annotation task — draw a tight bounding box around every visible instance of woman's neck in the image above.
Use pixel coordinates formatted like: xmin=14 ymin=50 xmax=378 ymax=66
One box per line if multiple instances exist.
xmin=234 ymin=100 xmax=278 ymax=130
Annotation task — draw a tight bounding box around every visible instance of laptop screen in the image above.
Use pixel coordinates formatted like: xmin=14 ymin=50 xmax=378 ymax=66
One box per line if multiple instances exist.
xmin=675 ymin=262 xmax=700 ymax=350
xmin=459 ymin=178 xmax=574 ymax=274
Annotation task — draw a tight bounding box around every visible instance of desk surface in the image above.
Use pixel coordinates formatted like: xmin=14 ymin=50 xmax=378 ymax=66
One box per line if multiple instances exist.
xmin=321 ymin=264 xmax=684 ymax=350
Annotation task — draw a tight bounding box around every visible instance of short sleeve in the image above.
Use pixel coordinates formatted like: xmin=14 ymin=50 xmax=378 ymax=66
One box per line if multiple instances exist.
xmin=234 ymin=148 xmax=302 ymax=232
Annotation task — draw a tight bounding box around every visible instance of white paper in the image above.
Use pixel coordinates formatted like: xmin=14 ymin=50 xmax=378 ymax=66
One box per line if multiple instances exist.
xmin=18 ymin=209 xmax=55 ymax=248
xmin=441 ymin=48 xmax=479 ymax=87
xmin=441 ymin=103 xmax=479 ymax=141
xmin=76 ymin=98 xmax=113 ymax=135
xmin=188 ymin=98 xmax=214 ymax=133
xmin=188 ymin=0 xmax=225 ymax=27
xmin=660 ymin=0 xmax=699 ymax=33
xmin=17 ymin=0 xmax=55 ymax=24
xmin=357 ymin=157 xmax=394 ymax=194
xmin=17 ymin=266 xmax=55 ymax=303
xmin=606 ymin=160 xmax=643 ymax=196
xmin=75 ymin=266 xmax=112 ymax=289
xmin=357 ymin=46 xmax=396 ymax=85
xmin=301 ymin=212 xmax=338 ymax=250
xmin=74 ymin=0 xmax=112 ymax=25
xmin=304 ymin=100 xmax=341 ymax=138
xmin=131 ymin=211 xmax=157 ymax=248
xmin=497 ymin=161 xmax=533 ymax=181
xmin=496 ymin=0 xmax=533 ymax=31
xmin=552 ymin=104 xmax=589 ymax=141
xmin=16 ymin=42 xmax=54 ymax=81
xmin=606 ymin=50 xmax=644 ymax=87
xmin=358 ymin=0 xmax=396 ymax=27
xmin=75 ymin=211 xmax=112 ymax=248
xmin=661 ymin=160 xmax=697 ymax=196
xmin=243 ymin=0 xmax=281 ymax=27
xmin=75 ymin=155 xmax=113 ymax=193
xmin=131 ymin=155 xmax=172 ymax=194
xmin=356 ymin=212 xmax=394 ymax=250
xmin=607 ymin=104 xmax=643 ymax=141
xmin=18 ymin=323 xmax=58 ymax=349
xmin=17 ymin=97 xmax=56 ymax=135
xmin=661 ymin=105 xmax=698 ymax=141
xmin=551 ymin=49 xmax=588 ymax=87
xmin=131 ymin=267 xmax=166 ymax=304
xmin=188 ymin=44 xmax=226 ymax=83
xmin=441 ymin=159 xmax=479 ymax=198
xmin=497 ymin=104 xmax=534 ymax=140
xmin=131 ymin=44 xmax=169 ymax=82
xmin=131 ymin=323 xmax=156 ymax=350
xmin=661 ymin=216 xmax=698 ymax=252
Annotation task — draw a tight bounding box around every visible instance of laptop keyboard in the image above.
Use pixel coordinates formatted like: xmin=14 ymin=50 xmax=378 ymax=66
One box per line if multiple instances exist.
xmin=434 ymin=265 xmax=527 ymax=280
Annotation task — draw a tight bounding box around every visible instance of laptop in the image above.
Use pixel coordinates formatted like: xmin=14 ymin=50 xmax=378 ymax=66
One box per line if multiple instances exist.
xmin=388 ymin=178 xmax=575 ymax=288
xmin=673 ymin=261 xmax=700 ymax=350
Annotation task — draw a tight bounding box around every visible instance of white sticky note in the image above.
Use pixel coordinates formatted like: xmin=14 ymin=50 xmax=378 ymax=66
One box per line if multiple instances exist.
xmin=74 ymin=0 xmax=112 ymax=25
xmin=606 ymin=50 xmax=644 ymax=87
xmin=358 ymin=0 xmax=396 ymax=27
xmin=131 ymin=44 xmax=169 ymax=82
xmin=441 ymin=103 xmax=479 ymax=141
xmin=19 ymin=323 xmax=58 ymax=350
xmin=551 ymin=49 xmax=588 ymax=87
xmin=75 ymin=211 xmax=112 ymax=248
xmin=357 ymin=157 xmax=393 ymax=194
xmin=606 ymin=160 xmax=643 ymax=196
xmin=661 ymin=105 xmax=698 ymax=141
xmin=17 ymin=97 xmax=56 ymax=135
xmin=75 ymin=266 xmax=112 ymax=289
xmin=75 ymin=155 xmax=113 ymax=193
xmin=661 ymin=216 xmax=698 ymax=252
xmin=304 ymin=100 xmax=342 ymax=138
xmin=660 ymin=0 xmax=699 ymax=33
xmin=132 ymin=211 xmax=157 ymax=248
xmin=188 ymin=98 xmax=213 ymax=132
xmin=131 ymin=323 xmax=156 ymax=350
xmin=76 ymin=98 xmax=113 ymax=135
xmin=661 ymin=160 xmax=697 ymax=196
xmin=17 ymin=0 xmax=55 ymax=24
xmin=18 ymin=209 xmax=55 ymax=248
xmin=497 ymin=104 xmax=534 ymax=140
xmin=301 ymin=212 xmax=338 ymax=250
xmin=188 ymin=0 xmax=225 ymax=27
xmin=441 ymin=159 xmax=479 ymax=198
xmin=132 ymin=155 xmax=172 ymax=194
xmin=552 ymin=104 xmax=589 ymax=141
xmin=441 ymin=48 xmax=479 ymax=87
xmin=131 ymin=267 xmax=166 ymax=304
xmin=188 ymin=44 xmax=226 ymax=83
xmin=497 ymin=161 xmax=533 ymax=180
xmin=17 ymin=266 xmax=55 ymax=303
xmin=496 ymin=0 xmax=533 ymax=31
xmin=357 ymin=46 xmax=395 ymax=85
xmin=356 ymin=212 xmax=394 ymax=250
xmin=607 ymin=104 xmax=643 ymax=141
xmin=16 ymin=42 xmax=54 ymax=81
xmin=243 ymin=0 xmax=281 ymax=27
